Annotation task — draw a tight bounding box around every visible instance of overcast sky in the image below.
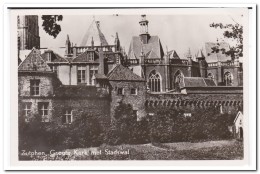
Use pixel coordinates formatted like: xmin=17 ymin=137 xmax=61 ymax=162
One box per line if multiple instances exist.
xmin=39 ymin=13 xmax=245 ymax=59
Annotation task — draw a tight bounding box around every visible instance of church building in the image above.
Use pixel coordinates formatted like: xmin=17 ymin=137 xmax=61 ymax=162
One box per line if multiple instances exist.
xmin=17 ymin=15 xmax=243 ymax=125
xmin=127 ymin=15 xmax=243 ymax=93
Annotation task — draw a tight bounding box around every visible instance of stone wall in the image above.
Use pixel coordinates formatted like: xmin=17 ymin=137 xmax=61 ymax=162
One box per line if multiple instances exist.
xmin=18 ymin=74 xmax=54 ymax=97
xmin=146 ymin=90 xmax=243 ymax=114
xmin=110 ymin=81 xmax=147 ymax=120
xmin=52 ymin=98 xmax=111 ymax=127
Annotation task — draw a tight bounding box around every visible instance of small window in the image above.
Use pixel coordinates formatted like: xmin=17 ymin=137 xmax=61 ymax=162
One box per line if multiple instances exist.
xmin=38 ymin=102 xmax=49 ymax=122
xmin=130 ymin=88 xmax=137 ymax=95
xmin=51 ymin=66 xmax=58 ymax=74
xmin=23 ymin=102 xmax=32 ymax=122
xmin=117 ymin=88 xmax=124 ymax=95
xmin=62 ymin=110 xmax=73 ymax=124
xmin=89 ymin=52 xmax=94 ymax=61
xmin=77 ymin=66 xmax=86 ymax=83
xmin=30 ymin=79 xmax=40 ymax=96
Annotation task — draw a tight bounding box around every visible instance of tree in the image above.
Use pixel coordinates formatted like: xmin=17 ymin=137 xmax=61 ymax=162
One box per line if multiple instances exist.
xmin=209 ymin=20 xmax=243 ymax=59
xmin=41 ymin=15 xmax=63 ymax=38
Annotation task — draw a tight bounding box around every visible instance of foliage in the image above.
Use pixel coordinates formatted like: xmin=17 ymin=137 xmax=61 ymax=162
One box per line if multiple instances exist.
xmin=209 ymin=22 xmax=243 ymax=58
xmin=19 ymin=113 xmax=104 ymax=153
xmin=19 ymin=103 xmax=234 ymax=157
xmin=41 ymin=15 xmax=63 ymax=38
xmin=150 ymin=107 xmax=233 ymax=143
xmin=105 ymin=103 xmax=149 ymax=145
xmin=68 ymin=114 xmax=104 ymax=148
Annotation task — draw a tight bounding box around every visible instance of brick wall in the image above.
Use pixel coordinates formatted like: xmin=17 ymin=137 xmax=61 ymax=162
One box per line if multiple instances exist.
xmin=146 ymin=92 xmax=243 ymax=114
xmin=110 ymin=81 xmax=147 ymax=120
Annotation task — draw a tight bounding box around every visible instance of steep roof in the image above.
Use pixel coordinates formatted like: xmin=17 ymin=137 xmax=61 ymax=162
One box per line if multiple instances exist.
xmin=182 ymin=77 xmax=216 ymax=88
xmin=167 ymin=50 xmax=180 ymax=59
xmin=18 ymin=48 xmax=51 ymax=72
xmin=41 ymin=50 xmax=69 ymax=63
xmin=195 ymin=49 xmax=205 ymax=58
xmin=205 ymin=42 xmax=231 ymax=62
xmin=80 ymin=20 xmax=109 ymax=46
xmin=72 ymin=50 xmax=99 ymax=63
xmin=128 ymin=36 xmax=164 ymax=59
xmin=107 ymin=64 xmax=145 ymax=81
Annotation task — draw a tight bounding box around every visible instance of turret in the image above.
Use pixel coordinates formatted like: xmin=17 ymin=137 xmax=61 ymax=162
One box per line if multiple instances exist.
xmin=186 ymin=48 xmax=193 ymax=65
xmin=114 ymin=32 xmax=121 ymax=52
xmin=196 ymin=49 xmax=207 ymax=78
xmin=186 ymin=48 xmax=193 ymax=77
xmin=139 ymin=15 xmax=150 ymax=44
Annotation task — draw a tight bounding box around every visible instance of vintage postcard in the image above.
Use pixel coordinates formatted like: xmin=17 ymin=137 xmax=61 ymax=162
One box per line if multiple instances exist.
xmin=4 ymin=5 xmax=256 ymax=170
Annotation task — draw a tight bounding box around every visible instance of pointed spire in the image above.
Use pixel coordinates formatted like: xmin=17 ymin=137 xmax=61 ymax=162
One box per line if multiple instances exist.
xmin=65 ymin=34 xmax=71 ymax=55
xmin=186 ymin=48 xmax=192 ymax=58
xmin=81 ymin=19 xmax=108 ymax=46
xmin=166 ymin=45 xmax=169 ymax=57
xmin=66 ymin=34 xmax=71 ymax=44
xmin=114 ymin=32 xmax=120 ymax=52
xmin=91 ymin=36 xmax=94 ymax=47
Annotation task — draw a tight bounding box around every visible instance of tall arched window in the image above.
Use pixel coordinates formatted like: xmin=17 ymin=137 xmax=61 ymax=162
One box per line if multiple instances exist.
xmin=173 ymin=70 xmax=184 ymax=92
xmin=224 ymin=71 xmax=233 ymax=86
xmin=148 ymin=70 xmax=161 ymax=92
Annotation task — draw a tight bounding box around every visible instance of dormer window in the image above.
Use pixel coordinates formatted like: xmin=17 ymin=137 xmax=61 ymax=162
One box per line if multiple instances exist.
xmin=89 ymin=52 xmax=94 ymax=61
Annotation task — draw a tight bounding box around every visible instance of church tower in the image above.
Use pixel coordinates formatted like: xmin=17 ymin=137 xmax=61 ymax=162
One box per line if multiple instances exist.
xmin=17 ymin=15 xmax=40 ymax=50
xmin=139 ymin=15 xmax=150 ymax=44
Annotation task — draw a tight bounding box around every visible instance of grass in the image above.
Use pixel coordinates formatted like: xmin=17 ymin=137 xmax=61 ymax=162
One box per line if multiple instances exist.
xmin=20 ymin=139 xmax=243 ymax=160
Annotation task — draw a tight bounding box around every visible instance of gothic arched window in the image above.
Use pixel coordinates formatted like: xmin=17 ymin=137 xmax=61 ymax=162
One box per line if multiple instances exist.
xmin=173 ymin=70 xmax=184 ymax=92
xmin=148 ymin=70 xmax=161 ymax=92
xmin=224 ymin=71 xmax=233 ymax=86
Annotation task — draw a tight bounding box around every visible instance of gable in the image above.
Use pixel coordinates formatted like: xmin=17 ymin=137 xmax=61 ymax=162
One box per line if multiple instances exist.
xmin=108 ymin=64 xmax=145 ymax=81
xmin=18 ymin=48 xmax=51 ymax=72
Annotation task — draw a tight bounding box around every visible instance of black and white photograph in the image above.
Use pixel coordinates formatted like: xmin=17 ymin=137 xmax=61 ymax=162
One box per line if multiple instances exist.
xmin=3 ymin=5 xmax=257 ymax=170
